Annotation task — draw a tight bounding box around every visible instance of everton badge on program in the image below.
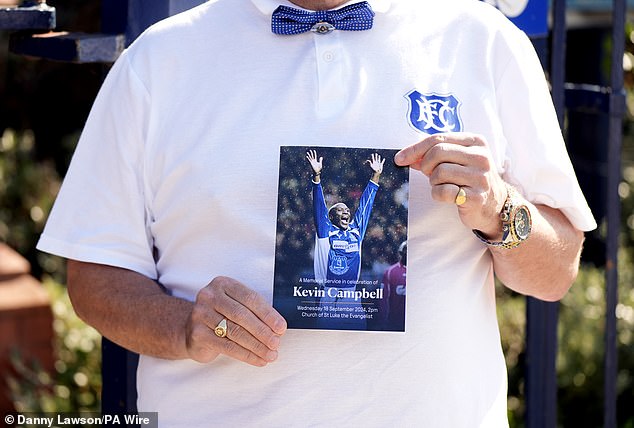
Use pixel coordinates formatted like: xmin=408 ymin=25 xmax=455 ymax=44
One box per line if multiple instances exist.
xmin=405 ymin=90 xmax=463 ymax=135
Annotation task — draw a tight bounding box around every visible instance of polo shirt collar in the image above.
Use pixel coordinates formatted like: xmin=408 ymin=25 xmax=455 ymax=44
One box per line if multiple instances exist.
xmin=251 ymin=0 xmax=391 ymax=16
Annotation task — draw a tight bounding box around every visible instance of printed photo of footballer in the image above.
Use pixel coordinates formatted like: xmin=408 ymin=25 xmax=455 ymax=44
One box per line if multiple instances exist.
xmin=273 ymin=146 xmax=409 ymax=332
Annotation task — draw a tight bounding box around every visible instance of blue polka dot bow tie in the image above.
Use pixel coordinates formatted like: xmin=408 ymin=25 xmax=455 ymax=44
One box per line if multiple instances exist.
xmin=271 ymin=1 xmax=375 ymax=35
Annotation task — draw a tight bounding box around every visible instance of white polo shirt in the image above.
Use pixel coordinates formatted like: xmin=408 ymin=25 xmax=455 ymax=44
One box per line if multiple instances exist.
xmin=38 ymin=0 xmax=596 ymax=426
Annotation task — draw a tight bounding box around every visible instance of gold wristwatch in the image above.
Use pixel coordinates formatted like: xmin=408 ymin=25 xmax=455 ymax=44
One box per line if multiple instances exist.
xmin=473 ymin=184 xmax=532 ymax=249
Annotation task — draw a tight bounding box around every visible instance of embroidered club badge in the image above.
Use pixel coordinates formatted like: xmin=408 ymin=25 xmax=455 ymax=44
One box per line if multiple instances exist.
xmin=405 ymin=90 xmax=463 ymax=135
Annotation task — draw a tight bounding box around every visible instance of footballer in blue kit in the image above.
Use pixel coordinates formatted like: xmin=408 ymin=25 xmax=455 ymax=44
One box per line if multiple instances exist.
xmin=312 ymin=180 xmax=379 ymax=284
xmin=306 ymin=150 xmax=384 ymax=329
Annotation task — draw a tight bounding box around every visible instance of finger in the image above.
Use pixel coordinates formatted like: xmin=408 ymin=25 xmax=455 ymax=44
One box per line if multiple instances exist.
xmin=216 ymin=335 xmax=275 ymax=367
xmin=394 ymin=135 xmax=443 ymax=167
xmin=221 ymin=305 xmax=284 ymax=353
xmin=431 ymin=183 xmax=469 ymax=205
xmin=186 ymin=311 xmax=270 ymax=367
xmin=197 ymin=324 xmax=273 ymax=367
xmin=427 ymin=160 xmax=471 ymax=188
xmin=395 ymin=133 xmax=485 ymax=167
xmin=220 ymin=278 xmax=287 ymax=335
xmin=223 ymin=293 xmax=287 ymax=340
xmin=422 ymin=142 xmax=492 ymax=178
xmin=431 ymin=133 xmax=485 ymax=148
xmin=188 ymin=304 xmax=279 ymax=367
xmin=196 ymin=278 xmax=286 ymax=351
xmin=222 ymin=318 xmax=280 ymax=362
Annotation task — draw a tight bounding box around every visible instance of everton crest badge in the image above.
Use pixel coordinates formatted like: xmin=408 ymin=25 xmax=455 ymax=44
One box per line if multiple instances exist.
xmin=405 ymin=90 xmax=463 ymax=135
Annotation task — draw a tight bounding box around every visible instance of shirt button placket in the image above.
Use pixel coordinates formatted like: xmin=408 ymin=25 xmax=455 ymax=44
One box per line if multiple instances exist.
xmin=313 ymin=31 xmax=346 ymax=117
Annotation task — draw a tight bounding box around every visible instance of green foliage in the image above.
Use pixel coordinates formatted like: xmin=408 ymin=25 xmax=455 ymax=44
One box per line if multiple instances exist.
xmin=499 ymin=249 xmax=634 ymax=428
xmin=557 ymin=266 xmax=605 ymax=427
xmin=0 ymin=129 xmax=50 ymax=248
xmin=497 ymin=287 xmax=526 ymax=422
xmin=0 ymin=129 xmax=65 ymax=281
xmin=1 ymin=129 xmax=99 ymax=412
xmin=8 ymin=278 xmax=102 ymax=413
xmin=557 ymin=251 xmax=634 ymax=428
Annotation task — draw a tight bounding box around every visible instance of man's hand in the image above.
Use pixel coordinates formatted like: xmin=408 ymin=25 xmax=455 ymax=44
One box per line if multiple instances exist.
xmin=186 ymin=276 xmax=287 ymax=367
xmin=367 ymin=153 xmax=385 ymax=184
xmin=67 ymin=261 xmax=287 ymax=368
xmin=394 ymin=133 xmax=506 ymax=239
xmin=306 ymin=150 xmax=323 ymax=177
xmin=367 ymin=153 xmax=385 ymax=174
xmin=394 ymin=132 xmax=586 ymax=302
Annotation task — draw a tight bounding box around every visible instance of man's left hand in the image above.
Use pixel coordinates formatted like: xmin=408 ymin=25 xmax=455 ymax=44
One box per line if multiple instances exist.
xmin=395 ymin=133 xmax=507 ymax=239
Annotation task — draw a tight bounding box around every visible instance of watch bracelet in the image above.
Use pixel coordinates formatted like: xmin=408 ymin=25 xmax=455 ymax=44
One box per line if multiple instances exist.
xmin=471 ymin=184 xmax=525 ymax=249
xmin=472 ymin=228 xmax=521 ymax=249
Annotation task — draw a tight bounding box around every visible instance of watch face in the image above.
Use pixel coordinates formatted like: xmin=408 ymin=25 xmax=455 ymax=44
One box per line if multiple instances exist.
xmin=513 ymin=206 xmax=531 ymax=240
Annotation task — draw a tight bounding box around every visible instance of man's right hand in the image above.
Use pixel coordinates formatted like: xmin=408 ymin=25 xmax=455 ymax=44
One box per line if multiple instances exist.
xmin=67 ymin=261 xmax=286 ymax=368
xmin=186 ymin=276 xmax=287 ymax=366
xmin=306 ymin=150 xmax=323 ymax=176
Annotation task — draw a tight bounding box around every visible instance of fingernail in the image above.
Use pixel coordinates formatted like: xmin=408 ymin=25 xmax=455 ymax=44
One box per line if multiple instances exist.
xmin=394 ymin=152 xmax=403 ymax=164
xmin=274 ymin=318 xmax=287 ymax=333
xmin=269 ymin=335 xmax=281 ymax=350
xmin=266 ymin=350 xmax=278 ymax=362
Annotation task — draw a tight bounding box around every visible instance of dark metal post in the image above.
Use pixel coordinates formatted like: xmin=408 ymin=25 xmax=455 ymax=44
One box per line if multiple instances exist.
xmin=525 ymin=1 xmax=566 ymax=427
xmin=101 ymin=337 xmax=139 ymax=413
xmin=604 ymin=0 xmax=626 ymax=426
xmin=550 ymin=0 xmax=567 ymax=127
xmin=525 ymin=301 xmax=559 ymax=428
xmin=126 ymin=0 xmax=205 ymax=44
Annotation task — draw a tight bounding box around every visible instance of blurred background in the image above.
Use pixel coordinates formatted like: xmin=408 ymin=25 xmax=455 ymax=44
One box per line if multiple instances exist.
xmin=0 ymin=0 xmax=633 ymax=427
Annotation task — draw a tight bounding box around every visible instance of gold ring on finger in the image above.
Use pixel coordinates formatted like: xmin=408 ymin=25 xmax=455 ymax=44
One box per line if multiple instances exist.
xmin=454 ymin=187 xmax=467 ymax=206
xmin=214 ymin=318 xmax=228 ymax=338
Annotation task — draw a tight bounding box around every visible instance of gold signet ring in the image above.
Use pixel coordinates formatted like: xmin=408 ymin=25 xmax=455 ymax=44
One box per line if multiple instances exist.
xmin=214 ymin=318 xmax=228 ymax=338
xmin=454 ymin=187 xmax=467 ymax=206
